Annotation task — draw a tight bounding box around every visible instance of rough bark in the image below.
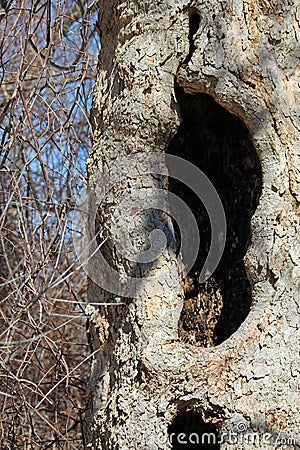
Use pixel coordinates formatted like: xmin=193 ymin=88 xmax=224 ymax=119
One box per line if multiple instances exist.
xmin=84 ymin=1 xmax=300 ymax=448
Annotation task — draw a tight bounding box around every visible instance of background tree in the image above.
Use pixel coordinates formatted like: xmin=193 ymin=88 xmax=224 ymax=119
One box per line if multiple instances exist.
xmin=0 ymin=1 xmax=99 ymax=448
xmin=85 ymin=0 xmax=300 ymax=449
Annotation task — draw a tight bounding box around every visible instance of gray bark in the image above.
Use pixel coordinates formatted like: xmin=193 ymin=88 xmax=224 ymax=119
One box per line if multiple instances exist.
xmin=84 ymin=1 xmax=300 ymax=448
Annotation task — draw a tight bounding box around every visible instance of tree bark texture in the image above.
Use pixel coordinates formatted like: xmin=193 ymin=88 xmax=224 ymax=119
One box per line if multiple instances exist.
xmin=85 ymin=1 xmax=300 ymax=448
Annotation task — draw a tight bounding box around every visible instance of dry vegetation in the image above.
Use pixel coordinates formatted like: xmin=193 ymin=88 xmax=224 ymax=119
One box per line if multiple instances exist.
xmin=0 ymin=1 xmax=99 ymax=447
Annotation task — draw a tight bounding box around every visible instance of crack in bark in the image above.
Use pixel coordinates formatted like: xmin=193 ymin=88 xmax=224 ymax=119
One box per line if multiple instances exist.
xmin=183 ymin=10 xmax=201 ymax=65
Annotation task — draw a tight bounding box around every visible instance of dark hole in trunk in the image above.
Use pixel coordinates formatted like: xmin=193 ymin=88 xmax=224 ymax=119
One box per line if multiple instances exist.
xmin=167 ymin=84 xmax=262 ymax=347
xmin=169 ymin=410 xmax=220 ymax=449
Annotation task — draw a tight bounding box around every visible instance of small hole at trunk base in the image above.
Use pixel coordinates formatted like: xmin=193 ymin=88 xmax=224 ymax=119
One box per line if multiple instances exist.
xmin=168 ymin=84 xmax=262 ymax=347
xmin=169 ymin=411 xmax=220 ymax=449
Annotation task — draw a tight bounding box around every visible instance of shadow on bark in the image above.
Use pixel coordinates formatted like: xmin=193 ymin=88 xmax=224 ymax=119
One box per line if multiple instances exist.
xmin=168 ymin=84 xmax=262 ymax=347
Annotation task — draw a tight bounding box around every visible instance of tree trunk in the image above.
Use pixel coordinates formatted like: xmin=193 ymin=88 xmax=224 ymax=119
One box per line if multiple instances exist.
xmin=84 ymin=1 xmax=300 ymax=448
